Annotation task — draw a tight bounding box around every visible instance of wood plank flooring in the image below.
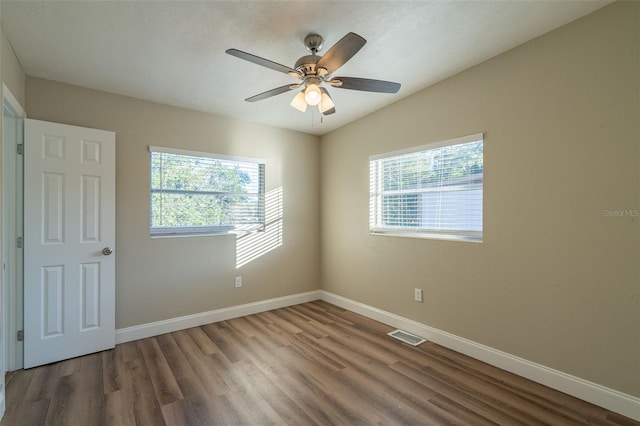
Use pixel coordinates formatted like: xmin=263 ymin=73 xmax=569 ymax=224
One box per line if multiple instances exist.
xmin=3 ymin=301 xmax=638 ymax=425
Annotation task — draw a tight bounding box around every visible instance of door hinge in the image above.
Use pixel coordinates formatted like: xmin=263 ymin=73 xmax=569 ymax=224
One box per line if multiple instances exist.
xmin=17 ymin=330 xmax=23 ymax=342
xmin=17 ymin=143 xmax=23 ymax=155
xmin=16 ymin=236 xmax=23 ymax=248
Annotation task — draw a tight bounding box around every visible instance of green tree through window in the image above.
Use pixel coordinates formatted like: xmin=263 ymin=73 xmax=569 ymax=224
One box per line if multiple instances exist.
xmin=150 ymin=147 xmax=265 ymax=235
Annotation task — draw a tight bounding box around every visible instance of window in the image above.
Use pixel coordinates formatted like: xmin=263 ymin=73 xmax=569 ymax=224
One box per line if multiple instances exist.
xmin=369 ymin=133 xmax=483 ymax=241
xmin=149 ymin=146 xmax=265 ymax=236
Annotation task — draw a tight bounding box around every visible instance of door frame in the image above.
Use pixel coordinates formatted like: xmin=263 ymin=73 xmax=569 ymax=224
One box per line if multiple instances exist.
xmin=2 ymin=84 xmax=25 ymax=373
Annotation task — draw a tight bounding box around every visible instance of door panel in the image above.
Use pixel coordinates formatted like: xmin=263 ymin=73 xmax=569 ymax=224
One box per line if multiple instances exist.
xmin=82 ymin=176 xmax=101 ymax=241
xmin=24 ymin=119 xmax=115 ymax=368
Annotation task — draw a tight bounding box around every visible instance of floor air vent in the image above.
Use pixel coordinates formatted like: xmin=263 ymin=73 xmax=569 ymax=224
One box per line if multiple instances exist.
xmin=387 ymin=329 xmax=426 ymax=346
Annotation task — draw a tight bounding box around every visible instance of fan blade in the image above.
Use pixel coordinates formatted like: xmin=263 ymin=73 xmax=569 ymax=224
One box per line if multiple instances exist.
xmin=316 ymin=32 xmax=366 ymax=74
xmin=322 ymin=107 xmax=336 ymax=116
xmin=245 ymin=85 xmax=295 ymax=102
xmin=226 ymin=48 xmax=299 ymax=77
xmin=334 ymin=77 xmax=401 ymax=93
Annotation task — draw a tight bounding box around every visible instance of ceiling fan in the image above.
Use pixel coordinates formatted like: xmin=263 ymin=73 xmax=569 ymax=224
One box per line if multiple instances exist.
xmin=226 ymin=32 xmax=401 ymax=116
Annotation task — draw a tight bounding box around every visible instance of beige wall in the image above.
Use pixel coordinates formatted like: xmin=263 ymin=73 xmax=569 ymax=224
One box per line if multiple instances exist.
xmin=1 ymin=26 xmax=26 ymax=107
xmin=26 ymin=78 xmax=321 ymax=329
xmin=320 ymin=1 xmax=639 ymax=397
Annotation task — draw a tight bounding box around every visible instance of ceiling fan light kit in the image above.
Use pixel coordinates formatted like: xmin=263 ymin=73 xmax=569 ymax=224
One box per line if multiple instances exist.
xmin=226 ymin=32 xmax=401 ymax=117
xmin=319 ymin=87 xmax=335 ymax=114
xmin=304 ymin=80 xmax=322 ymax=105
xmin=290 ymin=91 xmax=307 ymax=112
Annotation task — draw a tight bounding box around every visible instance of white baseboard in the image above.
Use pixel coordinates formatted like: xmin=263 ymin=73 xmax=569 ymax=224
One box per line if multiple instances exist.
xmin=115 ymin=290 xmax=320 ymax=344
xmin=319 ymin=290 xmax=640 ymax=422
xmin=115 ymin=289 xmax=639 ymax=421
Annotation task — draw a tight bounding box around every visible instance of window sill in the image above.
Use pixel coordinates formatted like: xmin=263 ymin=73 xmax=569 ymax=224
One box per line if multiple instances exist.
xmin=370 ymin=230 xmax=482 ymax=243
xmin=150 ymin=225 xmax=264 ymax=239
xmin=150 ymin=231 xmax=236 ymax=239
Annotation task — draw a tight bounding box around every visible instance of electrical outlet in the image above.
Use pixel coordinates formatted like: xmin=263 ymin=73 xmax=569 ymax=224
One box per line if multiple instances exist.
xmin=234 ymin=276 xmax=242 ymax=288
xmin=414 ymin=288 xmax=423 ymax=303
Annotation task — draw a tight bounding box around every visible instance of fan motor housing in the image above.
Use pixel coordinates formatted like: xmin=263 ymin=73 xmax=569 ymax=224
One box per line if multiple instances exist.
xmin=295 ymin=34 xmax=327 ymax=76
xmin=294 ymin=55 xmax=319 ymax=75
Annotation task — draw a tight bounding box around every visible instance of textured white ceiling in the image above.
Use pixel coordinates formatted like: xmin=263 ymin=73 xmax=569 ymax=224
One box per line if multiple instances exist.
xmin=2 ymin=0 xmax=610 ymax=135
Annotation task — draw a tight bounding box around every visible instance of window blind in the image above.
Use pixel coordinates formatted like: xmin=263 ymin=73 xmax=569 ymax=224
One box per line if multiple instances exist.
xmin=369 ymin=134 xmax=483 ymax=241
xmin=149 ymin=146 xmax=265 ymax=236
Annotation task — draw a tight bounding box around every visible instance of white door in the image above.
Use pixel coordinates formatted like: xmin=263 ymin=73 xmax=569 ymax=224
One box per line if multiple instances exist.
xmin=24 ymin=119 xmax=115 ymax=368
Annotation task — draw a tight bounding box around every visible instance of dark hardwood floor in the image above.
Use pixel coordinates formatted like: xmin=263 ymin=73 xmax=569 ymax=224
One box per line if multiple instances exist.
xmin=2 ymin=301 xmax=638 ymax=425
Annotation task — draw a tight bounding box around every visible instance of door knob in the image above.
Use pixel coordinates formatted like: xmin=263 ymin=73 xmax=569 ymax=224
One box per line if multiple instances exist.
xmin=102 ymin=247 xmax=113 ymax=256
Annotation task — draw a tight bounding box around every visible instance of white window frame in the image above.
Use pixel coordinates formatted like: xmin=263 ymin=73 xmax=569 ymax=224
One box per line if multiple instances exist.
xmin=369 ymin=133 xmax=483 ymax=242
xmin=149 ymin=146 xmax=265 ymax=237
